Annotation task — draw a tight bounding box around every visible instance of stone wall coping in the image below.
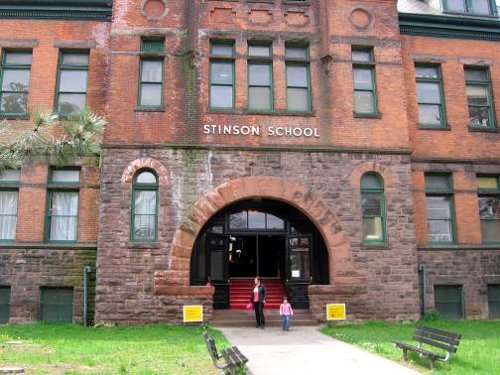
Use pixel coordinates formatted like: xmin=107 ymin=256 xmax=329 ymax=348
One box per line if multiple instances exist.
xmin=418 ymin=244 xmax=500 ymax=251
xmin=308 ymin=284 xmax=367 ymax=295
xmin=154 ymin=285 xmax=215 ymax=297
xmin=0 ymin=243 xmax=97 ymax=250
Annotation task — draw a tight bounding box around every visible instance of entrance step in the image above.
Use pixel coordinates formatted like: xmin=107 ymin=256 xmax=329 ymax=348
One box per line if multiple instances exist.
xmin=229 ymin=279 xmax=285 ymax=309
xmin=211 ymin=309 xmax=318 ymax=327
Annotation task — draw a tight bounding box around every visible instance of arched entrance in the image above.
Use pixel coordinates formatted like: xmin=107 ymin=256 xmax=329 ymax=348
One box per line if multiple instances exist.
xmin=190 ymin=198 xmax=329 ymax=309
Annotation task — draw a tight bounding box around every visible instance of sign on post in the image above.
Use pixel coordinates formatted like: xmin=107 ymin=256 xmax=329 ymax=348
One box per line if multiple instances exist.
xmin=183 ymin=305 xmax=203 ymax=323
xmin=326 ymin=303 xmax=346 ymax=321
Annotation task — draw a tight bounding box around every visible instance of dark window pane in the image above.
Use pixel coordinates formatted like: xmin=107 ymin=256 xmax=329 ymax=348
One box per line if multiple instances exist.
xmin=141 ymin=39 xmax=164 ymax=53
xmin=1 ymin=70 xmax=30 ymax=91
xmin=425 ymin=175 xmax=451 ymax=191
xmin=417 ymin=82 xmax=441 ymax=103
xmin=248 ymin=64 xmax=271 ymax=86
xmin=352 ymin=50 xmax=372 ymax=62
xmin=58 ymin=93 xmax=86 ymax=115
xmin=434 ymin=285 xmax=463 ymax=319
xmin=287 ymin=88 xmax=308 ymax=111
xmin=488 ymin=285 xmax=500 ymax=319
xmin=285 ymin=46 xmax=307 ymax=59
xmin=249 ymin=45 xmax=270 ymax=57
xmin=211 ymin=44 xmax=233 ymax=57
xmin=211 ymin=62 xmax=233 ymax=85
xmin=419 ymin=104 xmax=442 ymax=125
xmin=140 ymin=83 xmax=162 ymax=106
xmin=141 ymin=61 xmax=162 ymax=83
xmin=136 ymin=171 xmax=157 ymax=184
xmin=210 ymin=85 xmax=233 ymax=108
xmin=249 ymin=87 xmax=271 ymax=110
xmin=62 ymin=53 xmax=89 ymax=66
xmin=0 ymin=286 xmax=10 ymax=324
xmin=361 ymin=193 xmax=382 ymax=216
xmin=1 ymin=93 xmax=27 ymax=114
xmin=446 ymin=0 xmax=466 ymax=12
xmin=286 ymin=66 xmax=308 ymax=87
xmin=353 ymin=68 xmax=373 ymax=90
xmin=229 ymin=211 xmax=247 ymax=229
xmin=481 ymin=220 xmax=500 ymax=242
xmin=248 ymin=210 xmax=266 ymax=229
xmin=469 ymin=106 xmax=490 ymax=128
xmin=465 ymin=69 xmax=486 ymax=81
xmin=415 ymin=66 xmax=439 ymax=79
xmin=40 ymin=287 xmax=73 ymax=322
xmin=5 ymin=52 xmax=32 ymax=65
xmin=361 ymin=174 xmax=382 ymax=189
xmin=60 ymin=71 xmax=88 ymax=92
xmin=355 ymin=91 xmax=375 ymax=113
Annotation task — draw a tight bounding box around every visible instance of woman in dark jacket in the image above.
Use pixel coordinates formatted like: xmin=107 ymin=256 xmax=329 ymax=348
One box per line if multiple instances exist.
xmin=250 ymin=277 xmax=266 ymax=328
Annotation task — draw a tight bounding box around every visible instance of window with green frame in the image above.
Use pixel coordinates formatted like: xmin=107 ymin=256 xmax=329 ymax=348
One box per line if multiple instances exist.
xmin=0 ymin=170 xmax=20 ymax=241
xmin=443 ymin=0 xmax=496 ymax=16
xmin=39 ymin=287 xmax=73 ymax=322
xmin=45 ymin=168 xmax=80 ymax=242
xmin=131 ymin=170 xmax=158 ymax=242
xmin=488 ymin=284 xmax=500 ymax=319
xmin=0 ymin=51 xmax=32 ymax=117
xmin=477 ymin=175 xmax=500 ymax=243
xmin=352 ymin=47 xmax=377 ymax=116
xmin=0 ymin=286 xmax=10 ymax=324
xmin=361 ymin=173 xmax=386 ymax=244
xmin=415 ymin=64 xmax=446 ymax=127
xmin=138 ymin=38 xmax=164 ymax=108
xmin=55 ymin=51 xmax=89 ymax=117
xmin=285 ymin=44 xmax=311 ymax=112
xmin=465 ymin=67 xmax=496 ymax=129
xmin=425 ymin=174 xmax=456 ymax=244
xmin=209 ymin=41 xmax=235 ymax=109
xmin=434 ymin=285 xmax=464 ymax=320
xmin=248 ymin=42 xmax=273 ymax=111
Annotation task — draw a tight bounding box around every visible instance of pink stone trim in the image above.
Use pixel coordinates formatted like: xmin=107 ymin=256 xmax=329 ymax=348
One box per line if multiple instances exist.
xmin=121 ymin=157 xmax=169 ymax=186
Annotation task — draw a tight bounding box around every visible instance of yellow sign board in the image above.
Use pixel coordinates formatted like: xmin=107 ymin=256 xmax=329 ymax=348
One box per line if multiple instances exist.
xmin=326 ymin=303 xmax=346 ymax=321
xmin=183 ymin=305 xmax=203 ymax=323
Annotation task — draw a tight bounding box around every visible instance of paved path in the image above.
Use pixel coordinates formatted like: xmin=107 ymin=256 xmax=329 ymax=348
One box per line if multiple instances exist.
xmin=218 ymin=326 xmax=421 ymax=375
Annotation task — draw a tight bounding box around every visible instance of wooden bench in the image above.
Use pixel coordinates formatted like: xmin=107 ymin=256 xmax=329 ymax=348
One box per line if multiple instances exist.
xmin=203 ymin=332 xmax=248 ymax=375
xmin=393 ymin=325 xmax=461 ymax=369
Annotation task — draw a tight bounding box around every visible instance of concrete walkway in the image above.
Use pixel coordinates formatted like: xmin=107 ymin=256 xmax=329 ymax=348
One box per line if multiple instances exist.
xmin=218 ymin=326 xmax=421 ymax=375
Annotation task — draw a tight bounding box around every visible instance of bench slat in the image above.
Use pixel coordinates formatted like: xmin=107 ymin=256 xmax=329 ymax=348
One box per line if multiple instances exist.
xmin=416 ymin=326 xmax=461 ymax=340
xmin=204 ymin=332 xmax=248 ymax=373
xmin=393 ymin=341 xmax=445 ymax=360
xmin=415 ymin=330 xmax=460 ymax=347
xmin=414 ymin=335 xmax=458 ymax=353
xmin=231 ymin=346 xmax=249 ymax=363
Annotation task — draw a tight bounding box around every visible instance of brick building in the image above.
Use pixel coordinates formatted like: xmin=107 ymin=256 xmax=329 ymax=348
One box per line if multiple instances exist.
xmin=0 ymin=0 xmax=499 ymax=324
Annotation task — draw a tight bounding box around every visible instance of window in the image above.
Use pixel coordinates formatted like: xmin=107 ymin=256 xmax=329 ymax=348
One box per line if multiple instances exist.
xmin=352 ymin=48 xmax=377 ymax=115
xmin=45 ymin=169 xmax=80 ymax=242
xmin=425 ymin=174 xmax=455 ymax=243
xmin=444 ymin=0 xmax=496 ymax=15
xmin=0 ymin=51 xmax=32 ymax=117
xmin=0 ymin=170 xmax=20 ymax=241
xmin=229 ymin=209 xmax=284 ymax=230
xmin=488 ymin=284 xmax=500 ymax=319
xmin=285 ymin=44 xmax=311 ymax=112
xmin=39 ymin=287 xmax=73 ymax=322
xmin=0 ymin=286 xmax=10 ymax=324
xmin=434 ymin=285 xmax=464 ymax=319
xmin=209 ymin=41 xmax=235 ymax=109
xmin=56 ymin=51 xmax=89 ymax=117
xmin=138 ymin=39 xmax=164 ymax=108
xmin=477 ymin=175 xmax=500 ymax=243
xmin=131 ymin=170 xmax=158 ymax=242
xmin=465 ymin=67 xmax=495 ymax=129
xmin=361 ymin=173 xmax=386 ymax=243
xmin=248 ymin=43 xmax=273 ymax=111
xmin=415 ymin=64 xmax=446 ymax=127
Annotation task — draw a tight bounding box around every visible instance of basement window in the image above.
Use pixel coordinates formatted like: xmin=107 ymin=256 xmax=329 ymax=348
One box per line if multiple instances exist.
xmin=434 ymin=285 xmax=464 ymax=319
xmin=39 ymin=287 xmax=73 ymax=322
xmin=488 ymin=284 xmax=500 ymax=319
xmin=0 ymin=286 xmax=10 ymax=324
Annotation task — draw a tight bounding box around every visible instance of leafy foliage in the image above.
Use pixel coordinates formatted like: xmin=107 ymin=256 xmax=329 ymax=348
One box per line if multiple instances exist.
xmin=0 ymin=109 xmax=107 ymax=175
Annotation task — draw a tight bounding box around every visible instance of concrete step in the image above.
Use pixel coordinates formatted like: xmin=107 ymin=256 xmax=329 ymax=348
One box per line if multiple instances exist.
xmin=211 ymin=309 xmax=318 ymax=327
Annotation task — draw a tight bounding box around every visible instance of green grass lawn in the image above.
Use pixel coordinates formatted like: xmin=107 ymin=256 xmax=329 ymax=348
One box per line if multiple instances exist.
xmin=321 ymin=320 xmax=500 ymax=374
xmin=0 ymin=323 xmax=239 ymax=375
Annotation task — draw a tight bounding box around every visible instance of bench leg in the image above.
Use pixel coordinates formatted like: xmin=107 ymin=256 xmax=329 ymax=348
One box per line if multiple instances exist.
xmin=403 ymin=348 xmax=408 ymax=361
xmin=429 ymin=360 xmax=434 ymax=370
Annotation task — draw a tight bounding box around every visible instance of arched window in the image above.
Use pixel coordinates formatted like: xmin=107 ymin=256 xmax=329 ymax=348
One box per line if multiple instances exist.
xmin=131 ymin=170 xmax=158 ymax=242
xmin=361 ymin=173 xmax=386 ymax=244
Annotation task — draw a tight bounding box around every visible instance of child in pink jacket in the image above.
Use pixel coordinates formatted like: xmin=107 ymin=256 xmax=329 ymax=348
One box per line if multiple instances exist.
xmin=279 ymin=296 xmax=294 ymax=331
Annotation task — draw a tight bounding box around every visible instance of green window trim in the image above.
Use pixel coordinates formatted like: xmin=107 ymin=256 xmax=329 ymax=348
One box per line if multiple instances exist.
xmin=434 ymin=284 xmax=464 ymax=320
xmin=415 ymin=64 xmax=447 ymax=128
xmin=465 ymin=67 xmax=496 ymax=129
xmin=39 ymin=286 xmax=73 ymax=323
xmin=0 ymin=188 xmax=18 ymax=242
xmin=425 ymin=173 xmax=457 ymax=244
xmin=285 ymin=44 xmax=311 ymax=112
xmin=0 ymin=50 xmax=32 ymax=118
xmin=360 ymin=173 xmax=386 ymax=244
xmin=352 ymin=47 xmax=378 ymax=116
xmin=55 ymin=50 xmax=89 ymax=118
xmin=131 ymin=170 xmax=159 ymax=243
xmin=247 ymin=42 xmax=274 ymax=111
xmin=209 ymin=40 xmax=235 ymax=110
xmin=137 ymin=58 xmax=164 ymax=108
xmin=443 ymin=0 xmax=497 ymax=16
xmin=477 ymin=175 xmax=500 ymax=244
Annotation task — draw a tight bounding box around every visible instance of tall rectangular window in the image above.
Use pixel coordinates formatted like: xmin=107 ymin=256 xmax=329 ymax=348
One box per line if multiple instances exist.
xmin=425 ymin=174 xmax=455 ymax=243
xmin=434 ymin=285 xmax=464 ymax=319
xmin=248 ymin=43 xmax=273 ymax=111
xmin=488 ymin=284 xmax=500 ymax=319
xmin=477 ymin=175 xmax=500 ymax=243
xmin=45 ymin=169 xmax=80 ymax=242
xmin=0 ymin=51 xmax=32 ymax=117
xmin=352 ymin=47 xmax=377 ymax=115
xmin=138 ymin=39 xmax=164 ymax=108
xmin=0 ymin=170 xmax=20 ymax=241
xmin=465 ymin=67 xmax=495 ymax=129
xmin=285 ymin=45 xmax=311 ymax=112
xmin=415 ymin=64 xmax=446 ymax=127
xmin=40 ymin=287 xmax=73 ymax=322
xmin=444 ymin=0 xmax=495 ymax=15
xmin=209 ymin=41 xmax=235 ymax=109
xmin=56 ymin=51 xmax=89 ymax=117
xmin=0 ymin=286 xmax=10 ymax=324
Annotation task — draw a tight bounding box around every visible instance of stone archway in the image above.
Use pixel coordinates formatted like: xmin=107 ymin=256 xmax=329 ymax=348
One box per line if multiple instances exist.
xmin=154 ymin=176 xmax=366 ymax=300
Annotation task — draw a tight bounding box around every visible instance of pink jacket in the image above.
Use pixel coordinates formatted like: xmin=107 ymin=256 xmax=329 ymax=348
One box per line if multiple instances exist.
xmin=280 ymin=303 xmax=294 ymax=316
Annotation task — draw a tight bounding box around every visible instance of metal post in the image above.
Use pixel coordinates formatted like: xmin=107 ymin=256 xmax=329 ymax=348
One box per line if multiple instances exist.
xmin=83 ymin=266 xmax=92 ymax=326
xmin=418 ymin=264 xmax=427 ymax=316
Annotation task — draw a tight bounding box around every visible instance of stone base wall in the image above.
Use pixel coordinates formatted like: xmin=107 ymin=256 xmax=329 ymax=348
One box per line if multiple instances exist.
xmin=0 ymin=247 xmax=96 ymax=324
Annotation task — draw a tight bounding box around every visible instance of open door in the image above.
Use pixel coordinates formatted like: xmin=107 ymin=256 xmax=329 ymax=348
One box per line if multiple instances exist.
xmin=286 ymin=234 xmax=312 ymax=308
xmin=208 ymin=233 xmax=229 ymax=309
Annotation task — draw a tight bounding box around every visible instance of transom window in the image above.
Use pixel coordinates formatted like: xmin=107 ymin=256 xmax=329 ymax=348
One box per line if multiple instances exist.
xmin=229 ymin=209 xmax=285 ymax=230
xmin=352 ymin=47 xmax=377 ymax=116
xmin=0 ymin=51 xmax=32 ymax=117
xmin=131 ymin=170 xmax=158 ymax=242
xmin=56 ymin=51 xmax=89 ymax=117
xmin=248 ymin=42 xmax=273 ymax=111
xmin=477 ymin=175 xmax=500 ymax=243
xmin=444 ymin=0 xmax=496 ymax=16
xmin=465 ymin=67 xmax=495 ymax=129
xmin=285 ymin=44 xmax=311 ymax=112
xmin=415 ymin=64 xmax=446 ymax=127
xmin=425 ymin=174 xmax=455 ymax=243
xmin=360 ymin=173 xmax=386 ymax=243
xmin=209 ymin=41 xmax=235 ymax=109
